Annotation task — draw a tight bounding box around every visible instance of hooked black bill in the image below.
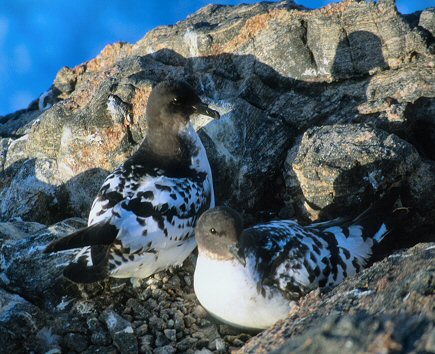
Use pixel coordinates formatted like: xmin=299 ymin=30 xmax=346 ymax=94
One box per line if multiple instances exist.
xmin=193 ymin=102 xmax=220 ymax=119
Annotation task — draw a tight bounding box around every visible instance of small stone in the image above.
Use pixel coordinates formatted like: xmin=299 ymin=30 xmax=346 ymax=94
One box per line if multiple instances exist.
xmin=214 ymin=338 xmax=226 ymax=352
xmin=139 ymin=334 xmax=154 ymax=353
xmin=231 ymin=338 xmax=245 ymax=347
xmin=199 ymin=318 xmax=211 ymax=327
xmin=176 ymin=336 xmax=198 ymax=351
xmin=164 ymin=329 xmax=177 ymax=342
xmin=87 ymin=317 xmax=102 ymax=332
xmin=192 ymin=305 xmax=208 ymax=320
xmin=112 ymin=331 xmax=138 ymax=354
xmin=101 ymin=309 xmax=134 ymax=335
xmin=174 ymin=311 xmax=185 ymax=331
xmin=208 ymin=338 xmax=226 ymax=351
xmin=91 ymin=331 xmax=112 ymax=346
xmin=63 ymin=332 xmax=89 ymax=352
xmin=154 ymin=345 xmax=176 ymax=354
xmin=155 ymin=331 xmax=169 ymax=347
xmin=184 ymin=315 xmax=195 ymax=328
xmin=194 ymin=349 xmax=213 ymax=354
xmin=149 ymin=316 xmax=166 ymax=331
xmin=184 ymin=276 xmax=192 ymax=287
xmin=136 ymin=323 xmax=148 ymax=336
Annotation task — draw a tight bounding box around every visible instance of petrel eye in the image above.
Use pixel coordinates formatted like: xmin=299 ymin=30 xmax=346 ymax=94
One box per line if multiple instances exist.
xmin=172 ymin=97 xmax=179 ymax=104
xmin=210 ymin=228 xmax=217 ymax=235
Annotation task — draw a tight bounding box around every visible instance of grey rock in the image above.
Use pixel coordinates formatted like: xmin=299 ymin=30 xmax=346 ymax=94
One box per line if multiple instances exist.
xmin=0 ymin=288 xmax=49 ymax=353
xmin=154 ymin=345 xmax=177 ymax=354
xmin=164 ymin=329 xmax=177 ymax=342
xmin=0 ymin=0 xmax=433 ymax=223
xmin=419 ymin=8 xmax=435 ymax=36
xmin=272 ymin=312 xmax=430 ymax=354
xmin=0 ymin=217 xmax=87 ymax=307
xmin=287 ymin=124 xmax=420 ymax=219
xmin=102 ymin=309 xmax=138 ymax=354
xmin=63 ymin=332 xmax=89 ymax=352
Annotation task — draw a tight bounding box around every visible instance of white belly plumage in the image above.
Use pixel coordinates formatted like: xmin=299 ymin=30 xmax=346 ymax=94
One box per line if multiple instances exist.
xmin=110 ymin=237 xmax=197 ymax=279
xmin=194 ymin=255 xmax=292 ymax=330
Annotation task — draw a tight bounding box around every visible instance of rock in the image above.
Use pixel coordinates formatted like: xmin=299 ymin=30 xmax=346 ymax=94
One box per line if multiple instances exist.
xmin=419 ymin=8 xmax=435 ymax=36
xmin=287 ymin=124 xmax=420 ymax=219
xmin=0 ymin=0 xmax=434 ymax=353
xmin=164 ymin=329 xmax=177 ymax=342
xmin=154 ymin=344 xmax=177 ymax=354
xmin=102 ymin=310 xmax=138 ymax=354
xmin=272 ymin=312 xmax=430 ymax=354
xmin=0 ymin=288 xmax=49 ymax=353
xmin=63 ymin=332 xmax=89 ymax=352
xmin=1 ymin=0 xmax=433 ymax=223
xmin=0 ymin=217 xmax=87 ymax=307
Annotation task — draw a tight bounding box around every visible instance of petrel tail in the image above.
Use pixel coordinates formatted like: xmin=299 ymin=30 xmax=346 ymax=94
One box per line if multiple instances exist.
xmin=44 ymin=221 xmax=118 ymax=253
xmin=350 ymin=186 xmax=405 ymax=243
xmin=62 ymin=246 xmax=110 ymax=283
xmin=44 ymin=221 xmax=118 ymax=283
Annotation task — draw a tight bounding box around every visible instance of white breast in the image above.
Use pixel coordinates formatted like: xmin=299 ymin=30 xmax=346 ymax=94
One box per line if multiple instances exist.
xmin=183 ymin=123 xmax=215 ymax=208
xmin=194 ymin=255 xmax=292 ymax=330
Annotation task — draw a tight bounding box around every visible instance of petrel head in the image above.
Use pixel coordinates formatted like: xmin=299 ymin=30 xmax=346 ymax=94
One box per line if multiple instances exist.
xmin=195 ymin=206 xmax=245 ymax=263
xmin=146 ymin=80 xmax=220 ymax=132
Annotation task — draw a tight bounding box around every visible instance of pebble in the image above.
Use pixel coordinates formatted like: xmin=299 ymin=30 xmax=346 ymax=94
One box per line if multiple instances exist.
xmin=164 ymin=329 xmax=177 ymax=341
xmin=37 ymin=256 xmax=252 ymax=353
xmin=154 ymin=345 xmax=176 ymax=354
xmin=155 ymin=331 xmax=170 ymax=347
xmin=63 ymin=333 xmax=89 ymax=352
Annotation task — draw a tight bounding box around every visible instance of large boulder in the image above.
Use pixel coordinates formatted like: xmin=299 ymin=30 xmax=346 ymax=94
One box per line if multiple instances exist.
xmin=286 ymin=124 xmax=421 ymax=220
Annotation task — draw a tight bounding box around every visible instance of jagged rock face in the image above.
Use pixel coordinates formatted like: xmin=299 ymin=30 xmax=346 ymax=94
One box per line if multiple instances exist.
xmin=0 ymin=0 xmax=434 ymax=353
xmin=1 ymin=0 xmax=434 ymax=224
xmin=288 ymin=124 xmax=421 ymax=219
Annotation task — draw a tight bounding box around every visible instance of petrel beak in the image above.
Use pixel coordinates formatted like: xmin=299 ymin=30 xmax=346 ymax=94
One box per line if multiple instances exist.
xmin=193 ymin=102 xmax=220 ymax=119
xmin=229 ymin=245 xmax=246 ymax=267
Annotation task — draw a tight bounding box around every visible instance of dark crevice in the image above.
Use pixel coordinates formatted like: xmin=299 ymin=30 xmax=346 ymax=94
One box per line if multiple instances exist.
xmin=300 ymin=19 xmax=318 ymax=71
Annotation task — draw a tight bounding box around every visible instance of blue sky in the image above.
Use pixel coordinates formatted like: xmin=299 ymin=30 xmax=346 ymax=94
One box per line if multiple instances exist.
xmin=0 ymin=0 xmax=433 ymax=116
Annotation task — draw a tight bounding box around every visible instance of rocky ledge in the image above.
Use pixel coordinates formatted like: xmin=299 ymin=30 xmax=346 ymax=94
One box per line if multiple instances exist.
xmin=0 ymin=0 xmax=434 ymax=353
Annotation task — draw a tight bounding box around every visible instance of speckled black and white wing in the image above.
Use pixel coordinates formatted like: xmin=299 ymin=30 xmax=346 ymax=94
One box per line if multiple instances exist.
xmin=88 ymin=171 xmax=212 ymax=277
xmin=240 ymin=201 xmax=396 ymax=300
xmin=88 ymin=164 xmax=155 ymax=226
xmin=111 ymin=172 xmax=211 ymax=247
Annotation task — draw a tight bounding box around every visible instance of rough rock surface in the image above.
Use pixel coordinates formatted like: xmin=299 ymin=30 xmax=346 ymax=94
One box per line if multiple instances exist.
xmin=0 ymin=0 xmax=434 ymax=353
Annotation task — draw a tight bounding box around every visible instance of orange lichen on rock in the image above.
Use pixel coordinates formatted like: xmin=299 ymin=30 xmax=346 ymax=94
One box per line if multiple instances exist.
xmin=132 ymin=85 xmax=152 ymax=121
xmin=64 ymin=124 xmax=128 ymax=174
xmin=211 ymin=11 xmax=275 ymax=54
xmin=86 ymin=42 xmax=133 ymax=72
xmin=368 ymin=321 xmax=402 ymax=353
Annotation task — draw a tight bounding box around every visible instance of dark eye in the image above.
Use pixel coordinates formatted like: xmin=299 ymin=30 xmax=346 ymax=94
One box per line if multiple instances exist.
xmin=172 ymin=97 xmax=180 ymax=104
xmin=210 ymin=228 xmax=217 ymax=235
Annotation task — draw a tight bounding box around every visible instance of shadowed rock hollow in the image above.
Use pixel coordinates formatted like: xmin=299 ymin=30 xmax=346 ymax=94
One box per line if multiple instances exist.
xmin=0 ymin=1 xmax=434 ymax=353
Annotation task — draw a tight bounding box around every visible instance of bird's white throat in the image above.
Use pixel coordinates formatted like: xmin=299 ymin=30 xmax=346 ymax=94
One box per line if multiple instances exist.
xmin=194 ymin=254 xmax=292 ymax=330
xmin=182 ymin=123 xmax=215 ymax=207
